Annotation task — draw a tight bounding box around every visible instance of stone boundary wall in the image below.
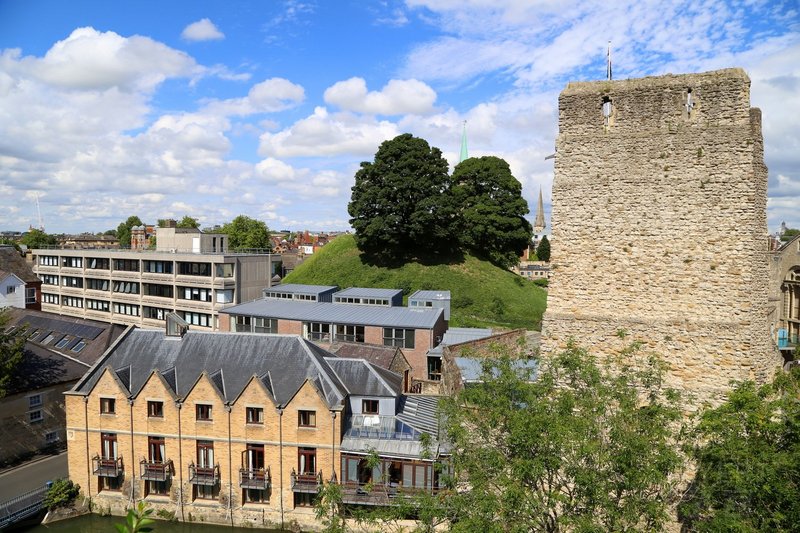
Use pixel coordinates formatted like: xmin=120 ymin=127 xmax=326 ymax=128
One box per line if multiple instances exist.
xmin=541 ymin=68 xmax=782 ymax=406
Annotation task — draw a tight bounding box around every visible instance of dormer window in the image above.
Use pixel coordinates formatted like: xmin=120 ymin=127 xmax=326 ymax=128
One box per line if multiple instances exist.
xmin=362 ymin=399 xmax=379 ymax=415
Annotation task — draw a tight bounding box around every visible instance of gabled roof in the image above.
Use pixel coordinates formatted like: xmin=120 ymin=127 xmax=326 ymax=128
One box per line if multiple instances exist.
xmin=70 ymin=330 xmax=348 ymax=409
xmin=222 ymin=299 xmax=443 ymax=329
xmin=324 ymin=357 xmax=402 ymax=396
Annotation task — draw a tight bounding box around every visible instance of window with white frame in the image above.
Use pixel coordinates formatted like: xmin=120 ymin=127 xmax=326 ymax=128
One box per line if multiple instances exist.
xmin=29 ymin=410 xmax=43 ymax=423
xmin=61 ymin=276 xmax=83 ymax=288
xmin=86 ymin=299 xmax=110 ymax=312
xmin=29 ymin=394 xmax=43 ymax=408
xmin=42 ymin=293 xmax=59 ymax=304
xmin=179 ymin=286 xmax=212 ymax=302
xmin=61 ymin=296 xmax=83 ymax=308
xmin=113 ymin=281 xmax=139 ymax=294
xmin=41 ymin=274 xmax=58 ymax=285
xmin=180 ymin=311 xmax=210 ymax=327
xmin=39 ymin=256 xmax=58 ymax=266
xmin=113 ymin=303 xmax=140 ymax=316
xmin=61 ymin=257 xmax=83 ymax=268
xmin=26 ymin=287 xmax=37 ymax=304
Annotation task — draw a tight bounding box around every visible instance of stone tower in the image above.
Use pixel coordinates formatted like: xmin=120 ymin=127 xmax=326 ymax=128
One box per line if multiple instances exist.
xmin=540 ymin=68 xmax=782 ymax=405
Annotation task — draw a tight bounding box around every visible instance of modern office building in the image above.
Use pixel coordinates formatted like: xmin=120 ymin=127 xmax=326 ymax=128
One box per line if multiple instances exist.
xmin=32 ymin=227 xmax=280 ymax=331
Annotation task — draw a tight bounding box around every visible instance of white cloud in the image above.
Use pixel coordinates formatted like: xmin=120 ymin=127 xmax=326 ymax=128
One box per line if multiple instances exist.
xmin=204 ymin=78 xmax=305 ymax=116
xmin=181 ymin=18 xmax=225 ymax=42
xmin=259 ymin=106 xmax=401 ymax=158
xmin=324 ymin=77 xmax=436 ymax=115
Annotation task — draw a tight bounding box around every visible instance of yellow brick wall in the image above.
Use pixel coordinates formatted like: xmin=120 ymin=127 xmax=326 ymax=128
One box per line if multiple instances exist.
xmin=67 ymin=366 xmax=343 ymax=525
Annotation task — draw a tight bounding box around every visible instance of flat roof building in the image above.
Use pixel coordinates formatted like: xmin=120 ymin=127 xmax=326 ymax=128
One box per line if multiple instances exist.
xmin=32 ymin=227 xmax=280 ymax=331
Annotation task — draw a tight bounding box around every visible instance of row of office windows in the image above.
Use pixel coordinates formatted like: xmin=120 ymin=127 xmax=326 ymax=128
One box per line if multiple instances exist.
xmin=234 ymin=317 xmax=416 ymax=349
xmin=264 ymin=291 xmax=318 ymax=301
xmin=234 ymin=316 xmax=279 ymax=334
xmin=51 ymin=280 xmax=233 ymax=304
xmin=38 ymin=257 xmax=235 ymax=278
xmin=333 ymin=297 xmax=390 ymax=306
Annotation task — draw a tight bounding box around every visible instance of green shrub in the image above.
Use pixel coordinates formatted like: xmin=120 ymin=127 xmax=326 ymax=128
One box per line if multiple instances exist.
xmin=43 ymin=478 xmax=79 ymax=510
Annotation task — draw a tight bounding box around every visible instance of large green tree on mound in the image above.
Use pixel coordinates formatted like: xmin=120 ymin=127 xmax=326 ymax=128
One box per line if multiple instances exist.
xmin=452 ymin=156 xmax=532 ymax=268
xmin=348 ymin=134 xmax=456 ymax=263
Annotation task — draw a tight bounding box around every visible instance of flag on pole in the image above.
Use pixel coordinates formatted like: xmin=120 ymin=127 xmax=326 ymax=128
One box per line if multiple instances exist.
xmin=607 ymin=41 xmax=612 ymax=81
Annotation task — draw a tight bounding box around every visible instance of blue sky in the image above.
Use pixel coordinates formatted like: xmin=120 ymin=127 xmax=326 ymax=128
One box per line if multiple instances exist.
xmin=0 ymin=0 xmax=798 ymax=235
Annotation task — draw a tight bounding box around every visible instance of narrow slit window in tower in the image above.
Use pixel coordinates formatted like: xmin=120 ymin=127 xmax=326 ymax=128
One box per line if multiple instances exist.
xmin=602 ymin=97 xmax=613 ymax=127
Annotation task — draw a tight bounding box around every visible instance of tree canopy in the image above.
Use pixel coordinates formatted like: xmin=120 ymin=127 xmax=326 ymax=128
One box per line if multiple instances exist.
xmin=679 ymin=368 xmax=800 ymax=531
xmin=20 ymin=229 xmax=57 ymax=249
xmin=536 ymin=235 xmax=550 ymax=262
xmin=0 ymin=308 xmax=26 ymax=398
xmin=348 ymin=133 xmax=456 ymax=264
xmin=116 ymin=215 xmax=143 ymax=248
xmin=220 ymin=215 xmax=271 ymax=250
xmin=452 ymin=156 xmax=532 ymax=268
xmin=780 ymin=228 xmax=800 ymax=242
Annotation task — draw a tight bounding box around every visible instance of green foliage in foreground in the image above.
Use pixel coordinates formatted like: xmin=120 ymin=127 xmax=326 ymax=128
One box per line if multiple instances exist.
xmin=314 ymin=342 xmax=686 ymax=532
xmin=43 ymin=478 xmax=80 ymax=510
xmin=115 ymin=501 xmax=155 ymax=533
xmin=679 ymin=367 xmax=800 ymax=532
xmin=284 ymin=234 xmax=547 ymax=330
xmin=0 ymin=308 xmax=26 ymax=398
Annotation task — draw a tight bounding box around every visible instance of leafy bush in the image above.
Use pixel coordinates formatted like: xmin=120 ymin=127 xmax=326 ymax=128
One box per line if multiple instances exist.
xmin=43 ymin=478 xmax=79 ymax=510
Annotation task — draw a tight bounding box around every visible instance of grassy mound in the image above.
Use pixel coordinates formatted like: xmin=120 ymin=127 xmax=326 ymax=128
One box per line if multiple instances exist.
xmin=283 ymin=235 xmax=546 ymax=330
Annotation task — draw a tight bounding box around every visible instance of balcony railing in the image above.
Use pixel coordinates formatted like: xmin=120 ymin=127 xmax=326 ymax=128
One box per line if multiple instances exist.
xmin=344 ymin=415 xmax=421 ymax=441
xmin=335 ymin=481 xmax=442 ymax=506
xmin=92 ymin=455 xmax=123 ymax=478
xmin=239 ymin=466 xmax=271 ymax=490
xmin=189 ymin=463 xmax=220 ymax=486
xmin=290 ymin=469 xmax=322 ymax=493
xmin=140 ymin=459 xmax=173 ymax=482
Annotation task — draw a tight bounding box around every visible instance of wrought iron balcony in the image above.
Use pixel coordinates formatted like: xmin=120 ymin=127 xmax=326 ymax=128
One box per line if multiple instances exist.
xmin=188 ymin=463 xmax=220 ymax=486
xmin=239 ymin=466 xmax=271 ymax=490
xmin=139 ymin=459 xmax=173 ymax=482
xmin=92 ymin=455 xmax=123 ymax=478
xmin=290 ymin=469 xmax=322 ymax=493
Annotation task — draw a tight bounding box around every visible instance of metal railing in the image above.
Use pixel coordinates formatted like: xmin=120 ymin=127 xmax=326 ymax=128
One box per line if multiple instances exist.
xmin=140 ymin=459 xmax=173 ymax=482
xmin=0 ymin=485 xmax=49 ymax=529
xmin=239 ymin=466 xmax=271 ymax=490
xmin=189 ymin=463 xmax=220 ymax=486
xmin=290 ymin=469 xmax=322 ymax=493
xmin=92 ymin=455 xmax=123 ymax=477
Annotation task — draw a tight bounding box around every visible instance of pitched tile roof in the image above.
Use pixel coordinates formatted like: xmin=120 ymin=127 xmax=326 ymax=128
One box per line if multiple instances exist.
xmin=0 ymin=247 xmax=38 ymax=283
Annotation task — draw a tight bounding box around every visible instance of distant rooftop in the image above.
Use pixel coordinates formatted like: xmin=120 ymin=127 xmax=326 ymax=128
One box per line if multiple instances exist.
xmin=334 ymin=287 xmax=403 ymax=299
xmin=409 ymin=290 xmax=451 ymax=301
xmin=268 ymin=284 xmax=338 ymax=295
xmin=222 ymin=299 xmax=443 ymax=329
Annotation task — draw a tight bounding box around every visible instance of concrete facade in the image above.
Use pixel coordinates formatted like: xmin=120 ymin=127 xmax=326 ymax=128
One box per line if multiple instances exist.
xmin=541 ymin=69 xmax=782 ymax=405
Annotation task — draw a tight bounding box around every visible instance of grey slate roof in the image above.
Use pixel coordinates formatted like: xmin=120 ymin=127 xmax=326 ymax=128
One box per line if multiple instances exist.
xmin=329 ymin=343 xmax=408 ymax=371
xmin=409 ymin=290 xmax=451 ymax=301
xmin=70 ymin=330 xmax=349 ymax=409
xmin=334 ymin=287 xmax=402 ymax=299
xmin=0 ymin=247 xmax=39 ymax=283
xmin=324 ymin=358 xmax=402 ymax=396
xmin=222 ymin=299 xmax=443 ymax=329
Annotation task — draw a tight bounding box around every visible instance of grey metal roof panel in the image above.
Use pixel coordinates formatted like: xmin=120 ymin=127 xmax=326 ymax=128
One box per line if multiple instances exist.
xmin=222 ymin=300 xmax=443 ymax=329
xmin=73 ymin=330 xmax=347 ymax=408
xmin=454 ymin=357 xmax=538 ymax=383
xmin=409 ymin=290 xmax=451 ymax=301
xmin=267 ymin=284 xmax=338 ymax=295
xmin=324 ymin=358 xmax=400 ymax=396
xmin=397 ymin=395 xmax=441 ymax=436
xmin=442 ymin=327 xmax=493 ymax=345
xmin=340 ymin=436 xmax=427 ymax=459
xmin=334 ymin=287 xmax=402 ymax=299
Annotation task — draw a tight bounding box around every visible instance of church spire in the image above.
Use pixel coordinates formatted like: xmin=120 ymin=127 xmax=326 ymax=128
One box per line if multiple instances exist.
xmin=459 ymin=120 xmax=468 ymax=163
xmin=533 ymin=186 xmax=546 ymax=234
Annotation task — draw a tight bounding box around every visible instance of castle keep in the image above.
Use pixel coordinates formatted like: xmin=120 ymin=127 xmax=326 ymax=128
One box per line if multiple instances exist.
xmin=541 ymin=68 xmax=782 ymax=404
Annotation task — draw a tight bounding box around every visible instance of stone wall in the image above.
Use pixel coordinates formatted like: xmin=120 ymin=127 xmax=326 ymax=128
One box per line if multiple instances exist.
xmin=541 ymin=68 xmax=783 ymax=406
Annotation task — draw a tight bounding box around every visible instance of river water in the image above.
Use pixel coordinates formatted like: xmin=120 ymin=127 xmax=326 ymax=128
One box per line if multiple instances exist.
xmin=18 ymin=514 xmax=284 ymax=532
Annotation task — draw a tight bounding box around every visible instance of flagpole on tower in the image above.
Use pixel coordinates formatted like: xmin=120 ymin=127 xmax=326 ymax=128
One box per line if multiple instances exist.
xmin=606 ymin=41 xmax=612 ymax=81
